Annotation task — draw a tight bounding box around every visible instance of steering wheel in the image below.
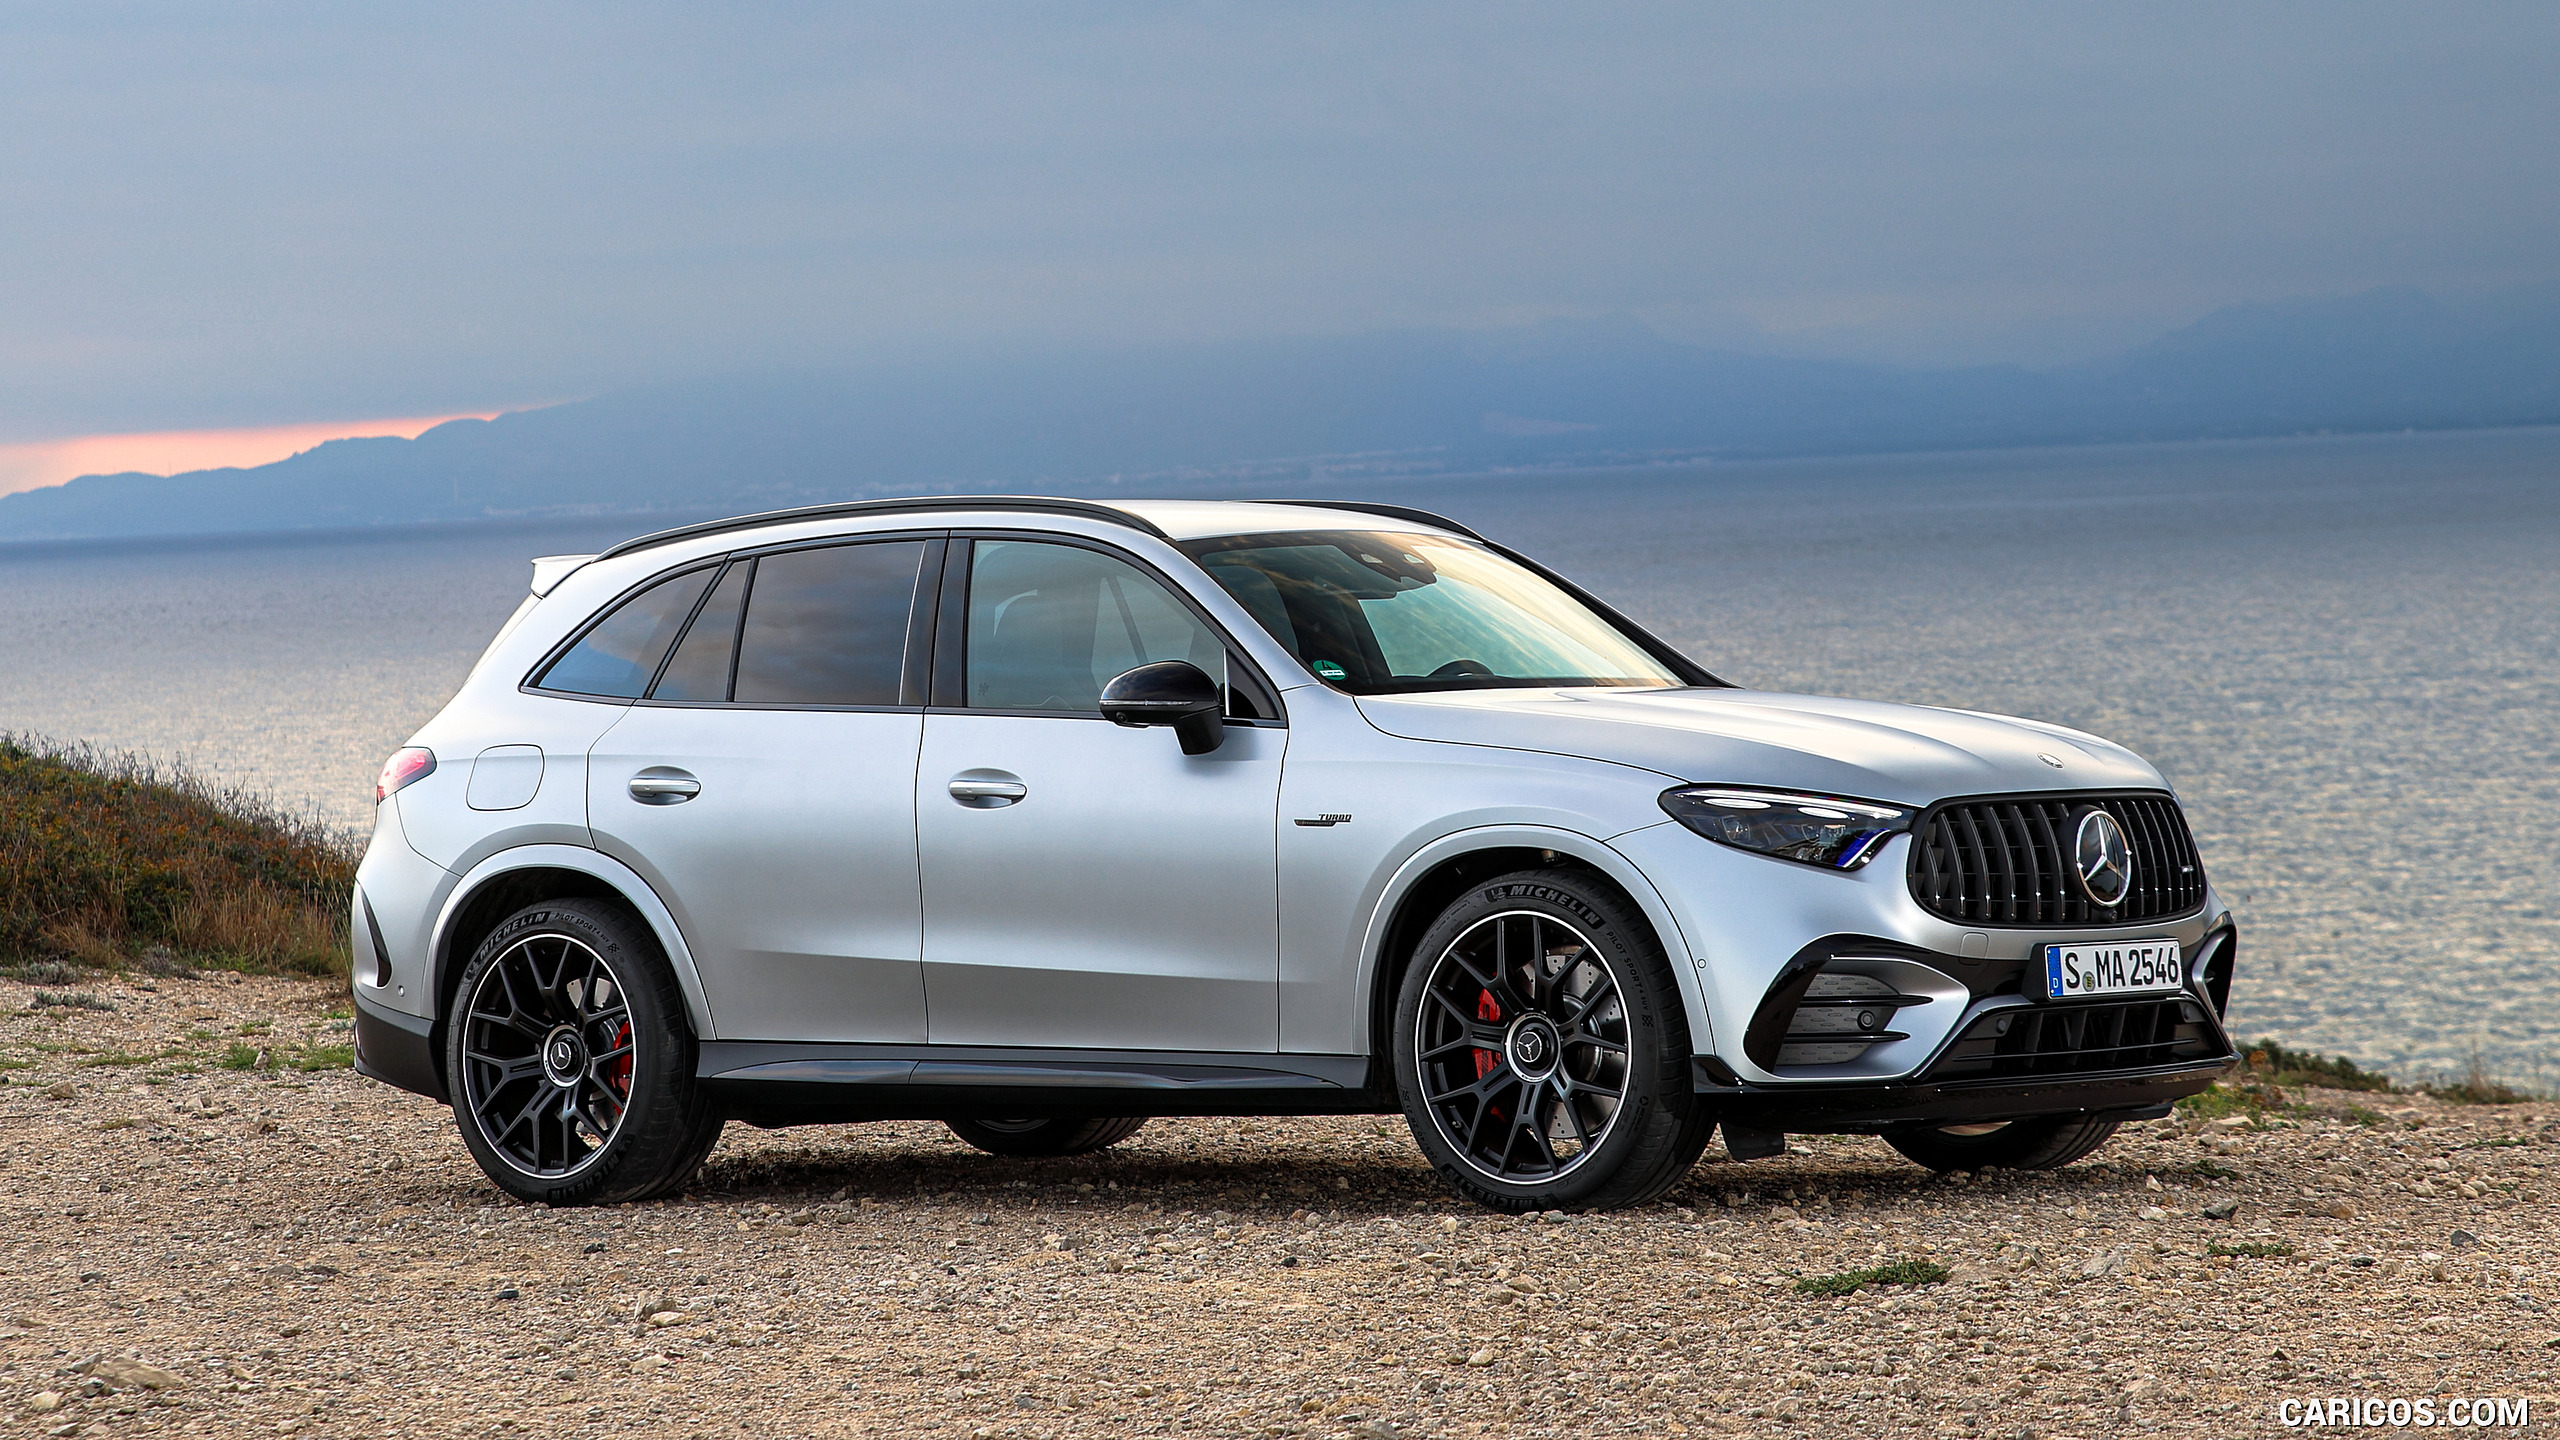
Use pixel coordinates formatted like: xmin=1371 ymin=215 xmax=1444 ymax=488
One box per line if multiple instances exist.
xmin=1428 ymin=659 xmax=1497 ymax=679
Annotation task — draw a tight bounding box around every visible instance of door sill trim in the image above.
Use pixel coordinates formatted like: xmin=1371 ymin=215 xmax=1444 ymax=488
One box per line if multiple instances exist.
xmin=695 ymin=1043 xmax=1381 ymax=1123
xmin=699 ymin=1041 xmax=1367 ymax=1091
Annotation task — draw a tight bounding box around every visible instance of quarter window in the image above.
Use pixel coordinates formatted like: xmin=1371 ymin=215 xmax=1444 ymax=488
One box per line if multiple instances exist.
xmin=535 ymin=565 xmax=717 ymax=699
xmin=648 ymin=561 xmax=749 ymax=702
xmin=730 ymin=541 xmax=927 ymax=707
xmin=965 ymin=541 xmax=1226 ymax=712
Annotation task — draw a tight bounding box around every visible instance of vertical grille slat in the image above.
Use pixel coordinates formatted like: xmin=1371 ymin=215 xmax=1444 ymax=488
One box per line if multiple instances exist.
xmin=1955 ymin=809 xmax=1996 ymax=917
xmin=2120 ymin=800 xmax=2167 ymax=918
xmin=1906 ymin=791 xmax=2207 ymax=926
xmin=2023 ymin=802 xmax=2070 ymax=925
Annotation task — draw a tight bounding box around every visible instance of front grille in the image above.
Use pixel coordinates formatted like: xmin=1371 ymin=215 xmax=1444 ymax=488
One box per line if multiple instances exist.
xmin=1909 ymin=792 xmax=2205 ymax=927
xmin=1927 ymin=997 xmax=2228 ymax=1082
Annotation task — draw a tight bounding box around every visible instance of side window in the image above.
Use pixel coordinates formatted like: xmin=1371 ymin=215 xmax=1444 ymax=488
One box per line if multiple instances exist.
xmin=535 ymin=565 xmax=717 ymax=699
xmin=731 ymin=540 xmax=926 ymax=707
xmin=966 ymin=541 xmax=1225 ymax=712
xmin=648 ymin=561 xmax=749 ymax=702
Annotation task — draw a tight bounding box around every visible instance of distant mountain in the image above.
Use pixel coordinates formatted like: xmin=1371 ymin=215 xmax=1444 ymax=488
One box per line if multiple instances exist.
xmin=6 ymin=286 xmax=2556 ymax=542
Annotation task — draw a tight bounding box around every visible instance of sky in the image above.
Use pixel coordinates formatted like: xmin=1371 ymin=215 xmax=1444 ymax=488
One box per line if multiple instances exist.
xmin=2 ymin=2 xmax=2555 ymax=469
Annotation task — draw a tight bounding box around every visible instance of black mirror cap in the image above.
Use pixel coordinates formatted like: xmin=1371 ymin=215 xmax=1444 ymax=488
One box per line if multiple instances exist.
xmin=1099 ymin=660 xmax=1226 ymax=755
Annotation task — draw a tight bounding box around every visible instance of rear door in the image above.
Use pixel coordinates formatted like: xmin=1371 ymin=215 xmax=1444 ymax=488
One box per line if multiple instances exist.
xmin=584 ymin=536 xmax=940 ymax=1042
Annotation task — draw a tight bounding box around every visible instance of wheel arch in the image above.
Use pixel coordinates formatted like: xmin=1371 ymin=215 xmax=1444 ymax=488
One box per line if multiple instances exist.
xmin=427 ymin=846 xmax=717 ymax=1090
xmin=1356 ymin=827 xmax=1718 ymax=1066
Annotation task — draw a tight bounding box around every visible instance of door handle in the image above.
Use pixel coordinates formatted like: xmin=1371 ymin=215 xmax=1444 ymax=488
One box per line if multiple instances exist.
xmin=628 ymin=768 xmax=701 ymax=804
xmin=947 ymin=774 xmax=1027 ymax=807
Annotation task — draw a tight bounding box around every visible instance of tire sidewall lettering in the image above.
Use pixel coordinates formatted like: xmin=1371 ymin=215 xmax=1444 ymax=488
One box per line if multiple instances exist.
xmin=1478 ymin=883 xmax=1609 ymax=933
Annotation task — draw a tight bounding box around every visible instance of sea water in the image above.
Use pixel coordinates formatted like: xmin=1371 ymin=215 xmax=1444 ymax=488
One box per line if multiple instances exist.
xmin=5 ymin=427 xmax=2555 ymax=1081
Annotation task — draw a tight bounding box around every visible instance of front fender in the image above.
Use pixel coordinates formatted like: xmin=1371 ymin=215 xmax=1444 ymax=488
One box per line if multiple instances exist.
xmin=430 ymin=844 xmax=718 ymax=1039
xmin=1343 ymin=824 xmax=1719 ymax=1063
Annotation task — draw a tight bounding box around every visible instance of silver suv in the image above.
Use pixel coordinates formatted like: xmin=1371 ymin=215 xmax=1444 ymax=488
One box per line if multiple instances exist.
xmin=352 ymin=497 xmax=2237 ymax=1211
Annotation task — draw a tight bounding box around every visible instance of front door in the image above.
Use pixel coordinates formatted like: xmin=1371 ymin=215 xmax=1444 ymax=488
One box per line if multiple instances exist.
xmin=915 ymin=537 xmax=1284 ymax=1052
xmin=586 ymin=537 xmax=937 ymax=1043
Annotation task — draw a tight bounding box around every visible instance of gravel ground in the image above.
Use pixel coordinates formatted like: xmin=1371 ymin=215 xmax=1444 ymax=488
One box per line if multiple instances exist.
xmin=4 ymin=972 xmax=2555 ymax=1439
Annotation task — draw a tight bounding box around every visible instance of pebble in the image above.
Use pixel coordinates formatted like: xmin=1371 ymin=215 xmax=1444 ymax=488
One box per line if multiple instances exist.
xmin=3 ymin=969 xmax=2555 ymax=1439
xmin=85 ymin=1356 xmax=182 ymax=1390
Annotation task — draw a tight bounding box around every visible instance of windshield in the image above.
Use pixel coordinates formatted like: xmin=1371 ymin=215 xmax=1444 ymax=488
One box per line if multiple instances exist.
xmin=1178 ymin=529 xmax=1683 ymax=693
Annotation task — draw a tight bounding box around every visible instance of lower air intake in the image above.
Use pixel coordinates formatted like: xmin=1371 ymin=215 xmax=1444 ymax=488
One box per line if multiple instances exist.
xmin=1926 ymin=997 xmax=2228 ymax=1082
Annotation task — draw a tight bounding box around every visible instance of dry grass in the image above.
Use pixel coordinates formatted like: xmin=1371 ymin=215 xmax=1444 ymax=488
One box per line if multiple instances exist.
xmin=0 ymin=734 xmax=355 ymax=977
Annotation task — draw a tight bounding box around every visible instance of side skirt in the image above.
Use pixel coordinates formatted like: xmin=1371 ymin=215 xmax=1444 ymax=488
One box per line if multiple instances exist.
xmin=696 ymin=1043 xmax=1389 ymax=1126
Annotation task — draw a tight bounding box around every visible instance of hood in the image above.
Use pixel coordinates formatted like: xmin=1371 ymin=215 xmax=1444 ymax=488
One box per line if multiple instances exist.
xmin=1354 ymin=687 xmax=2166 ymax=807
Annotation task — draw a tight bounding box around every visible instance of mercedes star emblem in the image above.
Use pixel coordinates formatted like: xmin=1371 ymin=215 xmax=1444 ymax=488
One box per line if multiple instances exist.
xmin=2072 ymin=808 xmax=2133 ymax=908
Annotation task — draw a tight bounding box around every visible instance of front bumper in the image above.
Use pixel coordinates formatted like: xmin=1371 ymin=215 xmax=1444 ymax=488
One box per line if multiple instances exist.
xmin=1693 ymin=1055 xmax=2226 ymax=1133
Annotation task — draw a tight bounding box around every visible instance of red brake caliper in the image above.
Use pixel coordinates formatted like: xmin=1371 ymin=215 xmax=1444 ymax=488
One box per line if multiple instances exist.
xmin=1473 ymin=990 xmax=1502 ymax=1080
xmin=605 ymin=1020 xmax=633 ymax=1102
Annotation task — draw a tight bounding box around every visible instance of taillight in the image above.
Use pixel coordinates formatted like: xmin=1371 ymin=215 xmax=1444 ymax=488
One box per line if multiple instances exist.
xmin=376 ymin=747 xmax=436 ymax=803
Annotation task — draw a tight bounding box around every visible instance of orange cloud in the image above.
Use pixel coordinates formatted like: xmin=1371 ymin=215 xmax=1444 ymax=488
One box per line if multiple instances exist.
xmin=0 ymin=412 xmax=504 ymax=497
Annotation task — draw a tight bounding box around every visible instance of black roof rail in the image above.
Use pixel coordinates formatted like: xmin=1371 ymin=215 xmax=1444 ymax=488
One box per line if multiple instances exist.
xmin=595 ymin=495 xmax=1170 ymax=561
xmin=1253 ymin=499 xmax=1485 ymax=543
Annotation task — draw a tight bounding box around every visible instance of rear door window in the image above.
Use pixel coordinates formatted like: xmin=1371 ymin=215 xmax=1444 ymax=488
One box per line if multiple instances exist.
xmin=535 ymin=565 xmax=717 ymax=698
xmin=731 ymin=540 xmax=928 ymax=707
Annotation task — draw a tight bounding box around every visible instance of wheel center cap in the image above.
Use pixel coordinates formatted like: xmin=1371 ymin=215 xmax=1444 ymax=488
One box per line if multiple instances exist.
xmin=542 ymin=1027 xmax=586 ymax=1087
xmin=1506 ymin=1016 xmax=1561 ymax=1080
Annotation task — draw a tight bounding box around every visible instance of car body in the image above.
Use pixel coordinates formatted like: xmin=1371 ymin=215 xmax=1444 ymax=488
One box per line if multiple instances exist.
xmin=352 ymin=496 xmax=2238 ymax=1209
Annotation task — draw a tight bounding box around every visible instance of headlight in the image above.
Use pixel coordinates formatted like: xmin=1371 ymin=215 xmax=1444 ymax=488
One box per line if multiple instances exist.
xmin=1658 ymin=786 xmax=1912 ymax=871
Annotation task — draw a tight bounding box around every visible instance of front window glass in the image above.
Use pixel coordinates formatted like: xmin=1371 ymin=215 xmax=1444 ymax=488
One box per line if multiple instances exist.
xmin=536 ymin=565 xmax=716 ymax=698
xmin=1180 ymin=530 xmax=1679 ymax=693
xmin=966 ymin=541 xmax=1226 ymax=711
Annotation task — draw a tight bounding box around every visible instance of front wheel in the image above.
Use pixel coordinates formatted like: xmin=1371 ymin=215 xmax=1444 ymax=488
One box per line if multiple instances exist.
xmin=1883 ymin=1115 xmax=2121 ymax=1172
xmin=446 ymin=898 xmax=723 ymax=1205
xmin=1392 ymin=868 xmax=1713 ymax=1212
xmin=946 ymin=1116 xmax=1148 ymax=1157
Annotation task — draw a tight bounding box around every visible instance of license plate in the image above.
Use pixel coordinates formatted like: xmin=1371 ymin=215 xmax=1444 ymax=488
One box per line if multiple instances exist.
xmin=2040 ymin=939 xmax=2183 ymax=1001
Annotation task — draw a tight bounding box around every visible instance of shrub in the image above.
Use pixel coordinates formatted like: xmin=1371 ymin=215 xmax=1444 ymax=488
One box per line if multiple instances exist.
xmin=30 ymin=989 xmax=116 ymax=1012
xmin=2425 ymin=1043 xmax=2540 ymax=1105
xmin=2243 ymin=1040 xmax=2399 ymax=1093
xmin=0 ymin=735 xmax=354 ymax=977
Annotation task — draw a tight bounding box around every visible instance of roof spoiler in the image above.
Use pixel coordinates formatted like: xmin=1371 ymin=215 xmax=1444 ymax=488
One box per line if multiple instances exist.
xmin=528 ymin=554 xmax=596 ymax=597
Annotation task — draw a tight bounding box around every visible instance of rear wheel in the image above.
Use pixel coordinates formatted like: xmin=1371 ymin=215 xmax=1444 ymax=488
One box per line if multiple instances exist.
xmin=1392 ymin=868 xmax=1713 ymax=1212
xmin=946 ymin=1115 xmax=1149 ymax=1157
xmin=1883 ymin=1115 xmax=2121 ymax=1172
xmin=446 ymin=898 xmax=723 ymax=1205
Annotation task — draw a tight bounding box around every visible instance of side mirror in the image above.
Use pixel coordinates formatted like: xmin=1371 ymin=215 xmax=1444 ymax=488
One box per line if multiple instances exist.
xmin=1099 ymin=660 xmax=1226 ymax=755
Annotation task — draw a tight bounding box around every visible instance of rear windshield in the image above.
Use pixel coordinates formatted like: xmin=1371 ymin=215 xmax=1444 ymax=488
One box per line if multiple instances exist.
xmin=1177 ymin=530 xmax=1680 ymax=694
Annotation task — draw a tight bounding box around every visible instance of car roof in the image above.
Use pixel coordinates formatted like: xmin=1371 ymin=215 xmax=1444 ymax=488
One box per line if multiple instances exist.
xmin=590 ymin=495 xmax=1478 ymax=564
xmin=1113 ymin=499 xmax=1472 ymax=542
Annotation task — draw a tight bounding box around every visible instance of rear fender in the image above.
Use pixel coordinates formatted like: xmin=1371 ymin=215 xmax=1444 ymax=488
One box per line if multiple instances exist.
xmin=430 ymin=845 xmax=717 ymax=1038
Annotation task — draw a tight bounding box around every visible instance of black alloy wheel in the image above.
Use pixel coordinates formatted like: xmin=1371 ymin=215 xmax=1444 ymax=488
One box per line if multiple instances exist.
xmin=1415 ymin=910 xmax=1629 ymax=1181
xmin=1394 ymin=868 xmax=1713 ymax=1212
xmin=946 ymin=1115 xmax=1149 ymax=1158
xmin=446 ymin=899 xmax=722 ymax=1205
